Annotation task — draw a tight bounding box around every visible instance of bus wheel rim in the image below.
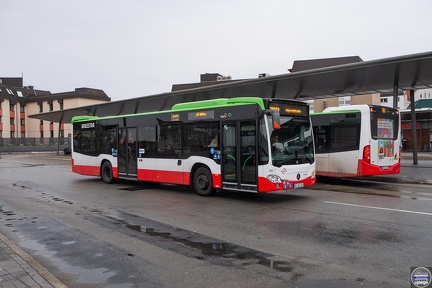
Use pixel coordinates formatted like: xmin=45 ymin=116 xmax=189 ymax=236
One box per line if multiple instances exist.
xmin=197 ymin=174 xmax=209 ymax=189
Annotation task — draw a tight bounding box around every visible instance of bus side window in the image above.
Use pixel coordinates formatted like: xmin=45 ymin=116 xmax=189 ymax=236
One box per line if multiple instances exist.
xmin=184 ymin=122 xmax=219 ymax=158
xmin=138 ymin=125 xmax=156 ymax=158
xmin=157 ymin=123 xmax=181 ymax=158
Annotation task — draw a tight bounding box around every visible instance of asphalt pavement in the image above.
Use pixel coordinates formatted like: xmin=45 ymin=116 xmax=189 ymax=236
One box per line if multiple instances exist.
xmin=0 ymin=151 xmax=430 ymax=287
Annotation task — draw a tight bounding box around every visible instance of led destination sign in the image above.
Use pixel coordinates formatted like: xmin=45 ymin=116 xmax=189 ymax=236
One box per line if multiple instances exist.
xmin=171 ymin=113 xmax=180 ymax=121
xmin=269 ymin=103 xmax=309 ymax=117
xmin=188 ymin=110 xmax=215 ymax=120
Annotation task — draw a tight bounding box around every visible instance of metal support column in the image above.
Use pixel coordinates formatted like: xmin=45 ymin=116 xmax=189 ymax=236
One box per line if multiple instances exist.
xmin=56 ymin=114 xmax=64 ymax=155
xmin=410 ymin=89 xmax=418 ymax=165
xmin=392 ymin=84 xmax=398 ymax=109
xmin=57 ymin=121 xmax=62 ymax=155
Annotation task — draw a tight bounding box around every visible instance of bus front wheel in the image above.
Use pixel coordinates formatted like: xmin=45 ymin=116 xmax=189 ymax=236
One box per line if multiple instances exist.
xmin=193 ymin=167 xmax=214 ymax=196
xmin=101 ymin=161 xmax=113 ymax=184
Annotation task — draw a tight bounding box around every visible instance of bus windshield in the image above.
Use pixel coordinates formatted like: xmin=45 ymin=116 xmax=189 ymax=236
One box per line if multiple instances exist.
xmin=269 ymin=116 xmax=314 ymax=167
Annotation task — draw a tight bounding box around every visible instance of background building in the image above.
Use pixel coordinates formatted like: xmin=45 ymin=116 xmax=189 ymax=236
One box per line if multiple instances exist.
xmin=0 ymin=77 xmax=110 ymax=151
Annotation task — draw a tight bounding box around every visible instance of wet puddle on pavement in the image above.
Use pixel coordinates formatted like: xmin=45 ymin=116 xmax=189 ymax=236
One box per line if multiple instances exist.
xmin=104 ymin=212 xmax=296 ymax=273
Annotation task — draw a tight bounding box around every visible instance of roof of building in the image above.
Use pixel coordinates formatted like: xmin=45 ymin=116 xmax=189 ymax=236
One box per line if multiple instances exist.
xmin=407 ymin=99 xmax=432 ymax=109
xmin=0 ymin=77 xmax=23 ymax=88
xmin=288 ymin=56 xmax=363 ymax=72
xmin=0 ymin=83 xmax=27 ymax=104
xmin=24 ymin=87 xmax=110 ymax=103
xmin=0 ymin=83 xmax=110 ymax=105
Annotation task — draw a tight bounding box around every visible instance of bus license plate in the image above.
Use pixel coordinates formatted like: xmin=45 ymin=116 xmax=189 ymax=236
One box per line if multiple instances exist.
xmin=382 ymin=166 xmax=389 ymax=170
xmin=294 ymin=183 xmax=304 ymax=188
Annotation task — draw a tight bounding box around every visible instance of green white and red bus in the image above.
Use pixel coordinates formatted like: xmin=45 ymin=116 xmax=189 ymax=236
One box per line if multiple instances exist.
xmin=311 ymin=105 xmax=401 ymax=177
xmin=71 ymin=97 xmax=316 ymax=196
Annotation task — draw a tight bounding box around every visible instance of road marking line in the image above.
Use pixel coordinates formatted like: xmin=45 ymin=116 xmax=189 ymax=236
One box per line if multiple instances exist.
xmin=324 ymin=201 xmax=432 ymax=216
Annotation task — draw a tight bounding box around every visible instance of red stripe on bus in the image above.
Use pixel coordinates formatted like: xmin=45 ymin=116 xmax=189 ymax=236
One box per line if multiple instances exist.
xmin=358 ymin=159 xmax=400 ymax=176
xmin=138 ymin=169 xmax=222 ymax=188
xmin=72 ymin=164 xmax=100 ymax=177
xmin=137 ymin=169 xmax=186 ymax=185
xmin=258 ymin=176 xmax=315 ymax=192
xmin=73 ymin=163 xmax=119 ymax=178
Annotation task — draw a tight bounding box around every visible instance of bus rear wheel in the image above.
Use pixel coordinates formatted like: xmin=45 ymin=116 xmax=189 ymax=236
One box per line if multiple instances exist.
xmin=193 ymin=167 xmax=214 ymax=196
xmin=101 ymin=161 xmax=113 ymax=184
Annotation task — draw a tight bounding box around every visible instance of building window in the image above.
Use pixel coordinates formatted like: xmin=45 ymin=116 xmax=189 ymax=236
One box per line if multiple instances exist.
xmin=10 ymin=103 xmax=14 ymax=111
xmin=40 ymin=131 xmax=44 ymax=138
xmin=20 ymin=106 xmax=25 ymax=113
xmin=59 ymin=101 xmax=64 ymax=110
xmin=39 ymin=103 xmax=43 ymax=113
xmin=49 ymin=102 xmax=53 ymax=111
xmin=381 ymin=98 xmax=388 ymax=103
xmin=339 ymin=96 xmax=351 ymax=106
xmin=10 ymin=118 xmax=14 ymax=125
xmin=50 ymin=131 xmax=54 ymax=138
xmin=21 ymin=132 xmax=25 ymax=138
xmin=20 ymin=119 xmax=25 ymax=126
xmin=10 ymin=131 xmax=15 ymax=138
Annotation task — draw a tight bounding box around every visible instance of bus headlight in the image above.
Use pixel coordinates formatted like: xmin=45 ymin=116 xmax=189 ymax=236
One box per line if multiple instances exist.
xmin=267 ymin=174 xmax=282 ymax=184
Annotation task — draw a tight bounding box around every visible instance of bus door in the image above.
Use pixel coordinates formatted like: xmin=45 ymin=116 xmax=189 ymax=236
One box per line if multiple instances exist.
xmin=118 ymin=127 xmax=137 ymax=178
xmin=221 ymin=121 xmax=257 ymax=192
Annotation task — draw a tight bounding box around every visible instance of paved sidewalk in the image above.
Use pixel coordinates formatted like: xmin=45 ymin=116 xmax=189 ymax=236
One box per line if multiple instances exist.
xmin=0 ymin=233 xmax=66 ymax=288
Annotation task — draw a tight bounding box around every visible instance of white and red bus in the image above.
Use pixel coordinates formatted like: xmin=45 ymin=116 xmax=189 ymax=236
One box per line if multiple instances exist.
xmin=311 ymin=105 xmax=401 ymax=177
xmin=71 ymin=97 xmax=316 ymax=196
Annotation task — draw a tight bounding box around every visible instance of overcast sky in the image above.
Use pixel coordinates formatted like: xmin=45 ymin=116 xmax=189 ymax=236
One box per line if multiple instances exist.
xmin=1 ymin=0 xmax=432 ymax=101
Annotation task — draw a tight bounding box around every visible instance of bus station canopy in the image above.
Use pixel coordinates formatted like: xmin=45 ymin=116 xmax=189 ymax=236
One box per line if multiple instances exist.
xmin=30 ymin=51 xmax=432 ymax=124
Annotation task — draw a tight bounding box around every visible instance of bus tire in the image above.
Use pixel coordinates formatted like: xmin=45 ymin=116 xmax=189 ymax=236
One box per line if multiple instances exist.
xmin=101 ymin=161 xmax=114 ymax=184
xmin=192 ymin=167 xmax=214 ymax=196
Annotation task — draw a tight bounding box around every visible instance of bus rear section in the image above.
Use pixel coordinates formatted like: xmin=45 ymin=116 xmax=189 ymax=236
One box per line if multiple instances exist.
xmin=360 ymin=106 xmax=400 ymax=176
xmin=312 ymin=105 xmax=400 ymax=177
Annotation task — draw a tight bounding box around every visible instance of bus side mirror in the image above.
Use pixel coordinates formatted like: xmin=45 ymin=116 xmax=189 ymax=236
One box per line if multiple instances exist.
xmin=259 ymin=109 xmax=281 ymax=129
xmin=270 ymin=110 xmax=281 ymax=129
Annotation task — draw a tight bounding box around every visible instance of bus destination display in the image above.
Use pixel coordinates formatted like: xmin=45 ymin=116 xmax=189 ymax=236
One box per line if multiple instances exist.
xmin=188 ymin=110 xmax=215 ymax=120
xmin=269 ymin=103 xmax=309 ymax=117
